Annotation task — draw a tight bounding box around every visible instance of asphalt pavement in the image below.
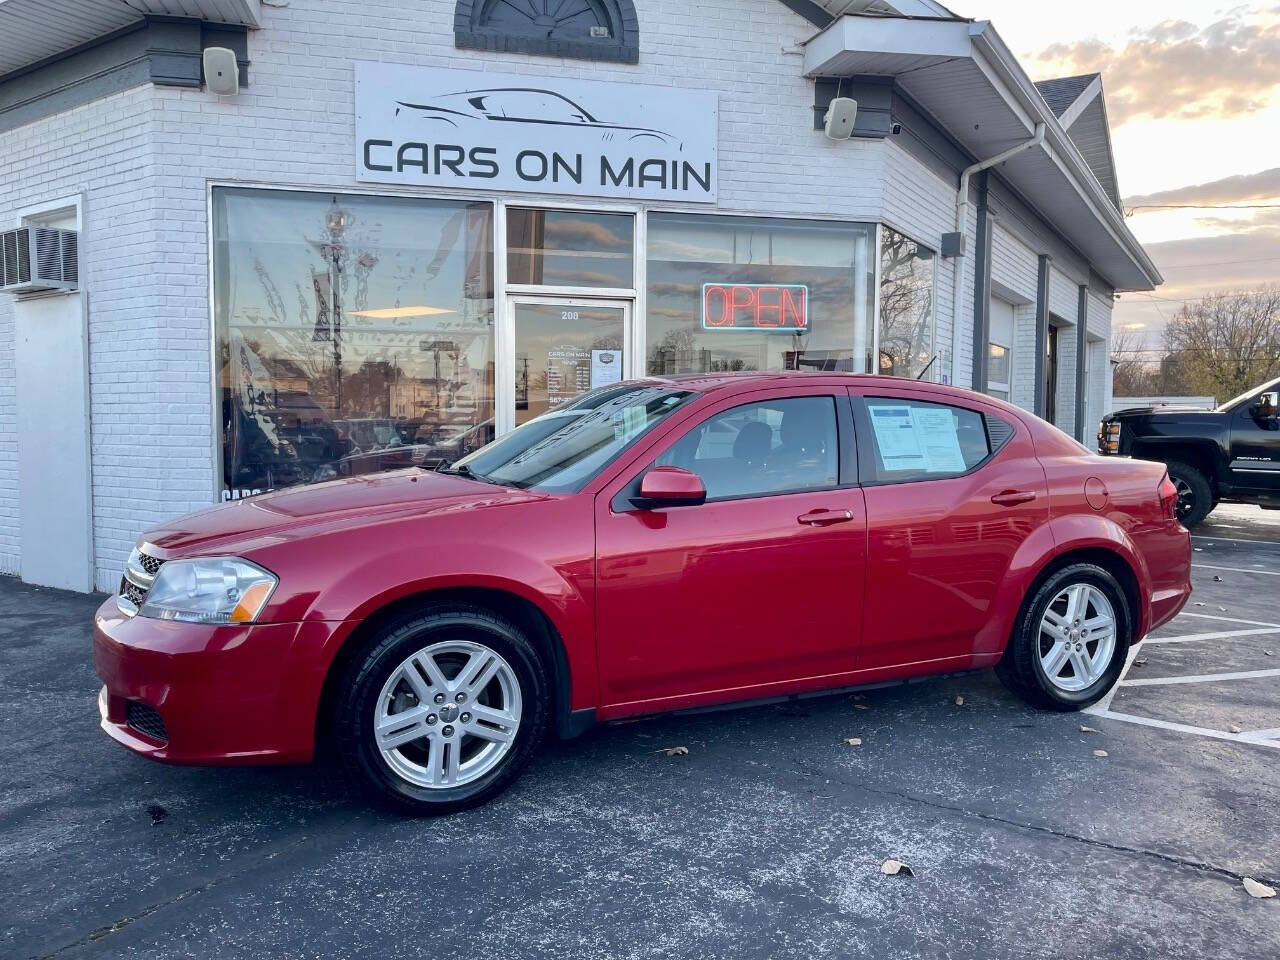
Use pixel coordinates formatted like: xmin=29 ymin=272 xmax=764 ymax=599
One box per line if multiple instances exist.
xmin=2 ymin=503 xmax=1278 ymax=959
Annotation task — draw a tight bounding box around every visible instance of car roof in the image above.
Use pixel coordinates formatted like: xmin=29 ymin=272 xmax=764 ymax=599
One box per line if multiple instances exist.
xmin=635 ymin=371 xmax=1006 ymax=405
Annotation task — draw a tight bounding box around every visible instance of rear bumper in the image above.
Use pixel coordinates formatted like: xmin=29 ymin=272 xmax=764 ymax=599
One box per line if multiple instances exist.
xmin=93 ymin=597 xmax=338 ymax=765
xmin=1143 ymin=520 xmax=1193 ymax=636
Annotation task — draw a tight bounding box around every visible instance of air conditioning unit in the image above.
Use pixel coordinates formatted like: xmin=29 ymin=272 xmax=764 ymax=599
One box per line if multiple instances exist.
xmin=0 ymin=226 xmax=79 ymax=294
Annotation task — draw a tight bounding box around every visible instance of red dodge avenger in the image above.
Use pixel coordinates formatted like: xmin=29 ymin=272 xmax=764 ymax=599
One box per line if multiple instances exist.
xmin=94 ymin=374 xmax=1191 ymax=814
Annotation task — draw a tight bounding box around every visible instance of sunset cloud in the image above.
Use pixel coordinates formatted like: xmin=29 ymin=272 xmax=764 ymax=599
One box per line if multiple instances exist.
xmin=1030 ymin=8 xmax=1280 ymax=125
xmin=1124 ymin=167 xmax=1280 ymax=208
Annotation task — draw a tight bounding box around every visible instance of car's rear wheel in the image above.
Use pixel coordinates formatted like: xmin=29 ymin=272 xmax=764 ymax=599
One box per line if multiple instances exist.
xmin=996 ymin=563 xmax=1131 ymax=711
xmin=333 ymin=605 xmax=549 ymax=815
xmin=1165 ymin=460 xmax=1213 ymax=527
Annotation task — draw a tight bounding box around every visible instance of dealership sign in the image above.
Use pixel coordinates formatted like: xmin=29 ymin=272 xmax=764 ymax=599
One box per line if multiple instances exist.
xmin=355 ymin=63 xmax=718 ymax=202
xmin=702 ymin=283 xmax=809 ymax=331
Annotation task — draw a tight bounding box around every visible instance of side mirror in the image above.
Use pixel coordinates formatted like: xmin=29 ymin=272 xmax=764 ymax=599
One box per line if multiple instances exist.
xmin=1258 ymin=391 xmax=1279 ymax=420
xmin=635 ymin=466 xmax=706 ymax=508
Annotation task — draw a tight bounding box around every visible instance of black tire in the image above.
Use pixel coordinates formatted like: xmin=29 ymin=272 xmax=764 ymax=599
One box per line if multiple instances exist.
xmin=333 ymin=605 xmax=550 ymax=815
xmin=995 ymin=563 xmax=1132 ymax=711
xmin=1165 ymin=460 xmax=1213 ymax=527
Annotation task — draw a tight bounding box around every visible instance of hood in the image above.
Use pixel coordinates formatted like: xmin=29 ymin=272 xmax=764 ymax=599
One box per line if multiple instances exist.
xmin=142 ymin=469 xmax=546 ymax=558
xmin=1107 ymin=405 xmax=1217 ymax=420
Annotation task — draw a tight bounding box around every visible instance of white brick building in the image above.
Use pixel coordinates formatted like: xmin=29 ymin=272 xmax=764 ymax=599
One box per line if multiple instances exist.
xmin=0 ymin=0 xmax=1160 ymax=592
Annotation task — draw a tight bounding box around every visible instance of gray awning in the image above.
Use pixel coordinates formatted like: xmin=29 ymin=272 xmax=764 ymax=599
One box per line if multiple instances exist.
xmin=0 ymin=0 xmax=261 ymax=78
xmin=804 ymin=15 xmax=1160 ymax=291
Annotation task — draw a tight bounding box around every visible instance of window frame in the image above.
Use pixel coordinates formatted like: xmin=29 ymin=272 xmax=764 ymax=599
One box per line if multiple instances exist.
xmin=454 ymin=0 xmax=641 ymax=64
xmin=987 ymin=297 xmax=1015 ymax=401
xmin=848 ymin=389 xmax=1014 ymax=487
xmin=608 ymin=387 xmax=858 ymax=512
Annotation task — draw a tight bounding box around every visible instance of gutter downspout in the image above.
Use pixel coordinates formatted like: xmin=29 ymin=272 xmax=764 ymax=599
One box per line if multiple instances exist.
xmin=948 ymin=122 xmax=1046 ymax=388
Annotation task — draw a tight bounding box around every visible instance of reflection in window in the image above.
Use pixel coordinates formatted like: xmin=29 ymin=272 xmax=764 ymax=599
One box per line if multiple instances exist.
xmin=879 ymin=228 xmax=936 ymax=380
xmin=646 ymin=213 xmax=875 ymax=376
xmin=213 ymin=188 xmax=495 ymax=498
xmin=507 ymin=208 xmax=634 ymax=288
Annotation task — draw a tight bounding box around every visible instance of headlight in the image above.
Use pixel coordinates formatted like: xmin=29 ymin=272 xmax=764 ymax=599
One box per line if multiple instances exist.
xmin=139 ymin=557 xmax=278 ymax=625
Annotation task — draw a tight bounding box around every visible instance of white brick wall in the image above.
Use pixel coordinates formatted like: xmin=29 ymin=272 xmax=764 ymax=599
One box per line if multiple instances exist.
xmin=0 ymin=0 xmax=1123 ymax=589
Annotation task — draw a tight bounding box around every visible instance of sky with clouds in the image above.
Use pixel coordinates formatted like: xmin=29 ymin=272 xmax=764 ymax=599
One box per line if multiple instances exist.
xmin=948 ymin=2 xmax=1280 ymax=354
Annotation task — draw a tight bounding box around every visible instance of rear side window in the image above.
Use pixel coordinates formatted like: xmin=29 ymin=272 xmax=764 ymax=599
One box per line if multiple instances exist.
xmin=864 ymin=397 xmax=1010 ymax=483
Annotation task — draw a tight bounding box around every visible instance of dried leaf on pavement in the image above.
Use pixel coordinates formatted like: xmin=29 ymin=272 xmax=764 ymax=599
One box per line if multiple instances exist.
xmin=1243 ymin=877 xmax=1276 ymax=899
xmin=1133 ymin=657 xmax=1147 ymax=666
xmin=844 ymin=737 xmax=863 ymax=746
xmin=881 ymin=858 xmax=914 ymax=877
xmin=954 ymin=695 xmax=965 ymax=706
xmin=1080 ymin=725 xmax=1099 ymax=733
xmin=1229 ymin=724 xmax=1243 ymax=733
xmin=655 ymin=746 xmax=688 ymax=757
xmin=853 ymin=704 xmax=870 ymax=711
xmin=1093 ymin=749 xmax=1109 ymax=758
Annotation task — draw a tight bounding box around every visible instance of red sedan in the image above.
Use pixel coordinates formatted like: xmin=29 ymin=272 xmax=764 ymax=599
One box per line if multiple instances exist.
xmin=94 ymin=374 xmax=1191 ymax=814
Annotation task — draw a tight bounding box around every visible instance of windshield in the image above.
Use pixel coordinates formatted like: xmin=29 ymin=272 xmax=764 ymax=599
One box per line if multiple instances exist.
xmin=1216 ymin=375 xmax=1280 ymax=412
xmin=450 ymin=384 xmax=696 ymax=492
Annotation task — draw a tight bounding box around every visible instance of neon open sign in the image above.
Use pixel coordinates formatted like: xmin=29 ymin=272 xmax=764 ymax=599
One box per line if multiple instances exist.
xmin=701 ymin=283 xmax=809 ymax=331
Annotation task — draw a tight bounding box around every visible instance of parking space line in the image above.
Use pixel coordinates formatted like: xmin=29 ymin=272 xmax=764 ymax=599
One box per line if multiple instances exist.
xmin=1145 ymin=627 xmax=1280 ymax=644
xmin=1177 ymin=612 xmax=1280 ymax=628
xmin=1240 ymin=727 xmax=1280 ymax=743
xmin=1192 ymin=535 xmax=1280 ymax=546
xmin=1120 ymin=667 xmax=1280 ymax=687
xmin=1193 ymin=563 xmax=1280 ymax=576
xmin=1086 ymin=708 xmax=1280 ymax=750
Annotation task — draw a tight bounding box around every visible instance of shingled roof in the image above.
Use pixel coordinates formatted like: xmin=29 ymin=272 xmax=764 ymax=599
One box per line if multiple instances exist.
xmin=1034 ymin=73 xmax=1099 ymax=117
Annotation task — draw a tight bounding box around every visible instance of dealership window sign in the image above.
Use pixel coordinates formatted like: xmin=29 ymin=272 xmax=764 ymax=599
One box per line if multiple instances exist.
xmin=355 ymin=63 xmax=718 ymax=202
xmin=702 ymin=283 xmax=808 ymax=331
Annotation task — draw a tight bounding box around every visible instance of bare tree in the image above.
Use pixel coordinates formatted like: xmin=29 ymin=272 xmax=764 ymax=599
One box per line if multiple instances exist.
xmin=1110 ymin=329 xmax=1159 ymax=396
xmin=1162 ymin=286 xmax=1280 ymax=400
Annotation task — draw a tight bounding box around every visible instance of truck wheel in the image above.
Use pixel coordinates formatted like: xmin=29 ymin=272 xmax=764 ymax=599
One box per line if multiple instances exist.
xmin=333 ymin=605 xmax=550 ymax=815
xmin=1166 ymin=460 xmax=1213 ymax=527
xmin=995 ymin=563 xmax=1131 ymax=711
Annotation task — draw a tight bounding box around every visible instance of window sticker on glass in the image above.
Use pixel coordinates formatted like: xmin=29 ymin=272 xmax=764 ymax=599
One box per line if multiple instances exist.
xmin=869 ymin=405 xmax=927 ymax=471
xmin=869 ymin=402 xmax=968 ymax=474
xmin=910 ymin=406 xmax=968 ymax=473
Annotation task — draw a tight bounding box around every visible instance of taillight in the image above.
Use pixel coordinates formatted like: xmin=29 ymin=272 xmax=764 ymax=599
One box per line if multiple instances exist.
xmin=1158 ymin=473 xmax=1179 ymax=520
xmin=1099 ymin=421 xmax=1121 ymax=454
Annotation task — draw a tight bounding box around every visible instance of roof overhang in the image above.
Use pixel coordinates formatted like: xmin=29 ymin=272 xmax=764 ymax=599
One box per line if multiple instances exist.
xmin=0 ymin=0 xmax=261 ymax=78
xmin=803 ymin=15 xmax=1161 ymax=291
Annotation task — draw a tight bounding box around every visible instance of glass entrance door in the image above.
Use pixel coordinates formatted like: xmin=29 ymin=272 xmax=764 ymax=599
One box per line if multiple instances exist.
xmin=504 ymin=297 xmax=632 ymax=431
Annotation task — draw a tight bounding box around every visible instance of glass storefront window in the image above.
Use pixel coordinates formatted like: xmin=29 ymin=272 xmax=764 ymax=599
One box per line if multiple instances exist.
xmin=878 ymin=227 xmax=936 ymax=380
xmin=213 ymin=188 xmax=495 ymax=498
xmin=507 ymin=208 xmax=634 ymax=288
xmin=645 ymin=213 xmax=875 ymax=376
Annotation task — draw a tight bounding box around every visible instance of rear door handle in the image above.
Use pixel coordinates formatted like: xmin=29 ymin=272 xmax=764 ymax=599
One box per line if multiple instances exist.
xmin=798 ymin=509 xmax=855 ymax=526
xmin=990 ymin=490 xmax=1036 ymax=506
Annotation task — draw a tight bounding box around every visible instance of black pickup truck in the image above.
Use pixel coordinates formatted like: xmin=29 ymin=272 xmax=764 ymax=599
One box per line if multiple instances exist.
xmin=1098 ymin=376 xmax=1280 ymax=526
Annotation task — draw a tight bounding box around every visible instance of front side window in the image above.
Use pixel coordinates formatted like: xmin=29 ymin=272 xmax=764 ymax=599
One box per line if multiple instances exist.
xmin=878 ymin=228 xmax=936 ymax=380
xmin=454 ymin=384 xmax=693 ymax=492
xmin=646 ymin=213 xmax=875 ymax=376
xmin=213 ymin=188 xmax=495 ymax=499
xmin=864 ymin=397 xmax=995 ymax=483
xmin=657 ymin=397 xmax=839 ymax=500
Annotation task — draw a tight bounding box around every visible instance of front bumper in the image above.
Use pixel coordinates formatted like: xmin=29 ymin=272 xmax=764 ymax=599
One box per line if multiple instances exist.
xmin=93 ymin=597 xmax=337 ymax=765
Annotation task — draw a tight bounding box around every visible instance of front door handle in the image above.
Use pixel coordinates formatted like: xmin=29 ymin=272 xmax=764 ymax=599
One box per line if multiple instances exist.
xmin=990 ymin=490 xmax=1036 ymax=506
xmin=797 ymin=509 xmax=855 ymax=526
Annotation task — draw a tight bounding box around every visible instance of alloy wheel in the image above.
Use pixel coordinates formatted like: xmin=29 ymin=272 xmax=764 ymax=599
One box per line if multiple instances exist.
xmin=1172 ymin=476 xmax=1196 ymax=521
xmin=1037 ymin=584 xmax=1117 ymax=692
xmin=374 ymin=640 xmax=522 ymax=789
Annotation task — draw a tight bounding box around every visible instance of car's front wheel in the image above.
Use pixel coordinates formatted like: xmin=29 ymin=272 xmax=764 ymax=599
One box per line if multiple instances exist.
xmin=333 ymin=605 xmax=549 ymax=815
xmin=996 ymin=563 xmax=1131 ymax=711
